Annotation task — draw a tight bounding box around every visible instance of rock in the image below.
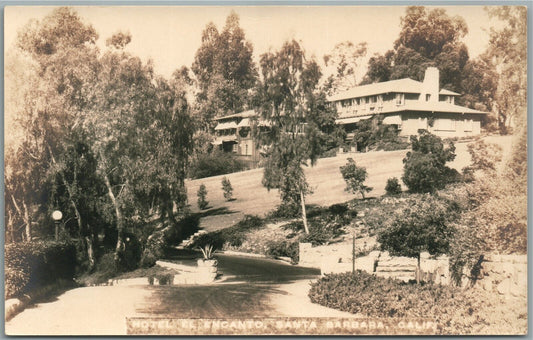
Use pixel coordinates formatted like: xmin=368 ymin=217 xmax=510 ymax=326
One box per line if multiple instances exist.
xmin=497 ymin=278 xmax=512 ymax=295
xmin=482 ymin=279 xmax=493 ymax=292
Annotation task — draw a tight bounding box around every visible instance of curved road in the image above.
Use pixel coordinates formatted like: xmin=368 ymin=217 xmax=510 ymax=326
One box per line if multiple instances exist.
xmin=5 ymin=253 xmax=352 ymax=336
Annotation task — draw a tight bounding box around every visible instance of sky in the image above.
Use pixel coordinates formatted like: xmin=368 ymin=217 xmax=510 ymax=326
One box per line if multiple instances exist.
xmin=4 ymin=5 xmax=498 ymax=80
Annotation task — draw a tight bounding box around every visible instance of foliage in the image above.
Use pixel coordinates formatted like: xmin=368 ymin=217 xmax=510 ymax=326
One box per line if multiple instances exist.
xmin=361 ymin=6 xmax=495 ymax=112
xmin=267 ymin=204 xmax=302 ymax=220
xmin=255 ymin=39 xmax=337 ymax=214
xmin=190 ymin=215 xmax=265 ymax=249
xmin=402 ymin=131 xmax=458 ymax=193
xmin=385 ymin=177 xmax=402 ymax=195
xmin=6 ymin=7 xmax=196 ymax=272
xmin=308 ymin=271 xmax=526 ymax=334
xmin=197 ymin=184 xmax=209 ymax=210
xmin=221 ymin=177 xmax=234 ymax=201
xmin=323 ymin=41 xmax=368 ymax=94
xmin=199 ymin=244 xmax=215 ymax=260
xmin=140 ymin=215 xmax=199 ymax=268
xmin=340 ymin=158 xmax=372 ymax=199
xmin=301 ymin=217 xmax=346 ymax=246
xmin=5 ymin=241 xmax=77 ymax=299
xmin=192 ymin=11 xmax=258 ymax=125
xmin=485 ymin=6 xmax=527 ymax=131
xmin=265 ymin=240 xmax=299 ymax=263
xmin=351 ymin=117 xmax=408 ymax=152
xmin=463 ymin=139 xmax=502 ymax=173
xmin=377 ymin=194 xmax=458 ymax=259
xmin=189 ymin=150 xmax=245 ymax=179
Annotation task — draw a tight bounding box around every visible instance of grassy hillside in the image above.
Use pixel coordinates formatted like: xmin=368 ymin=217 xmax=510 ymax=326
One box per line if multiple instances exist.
xmin=185 ymin=135 xmax=512 ymax=232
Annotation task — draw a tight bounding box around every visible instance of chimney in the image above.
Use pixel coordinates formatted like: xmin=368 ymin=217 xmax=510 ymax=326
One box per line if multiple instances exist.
xmin=421 ymin=67 xmax=439 ymax=102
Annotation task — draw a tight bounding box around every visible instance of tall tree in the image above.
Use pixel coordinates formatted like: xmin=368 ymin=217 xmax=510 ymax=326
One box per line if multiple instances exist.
xmin=192 ymin=11 xmax=257 ymax=125
xmin=485 ymin=6 xmax=527 ymax=131
xmin=323 ymin=41 xmax=368 ymax=95
xmin=360 ymin=6 xmax=495 ymax=111
xmin=255 ymin=40 xmax=336 ymax=233
xmin=7 ymin=7 xmax=101 ymax=258
xmin=82 ymin=33 xmax=195 ymax=268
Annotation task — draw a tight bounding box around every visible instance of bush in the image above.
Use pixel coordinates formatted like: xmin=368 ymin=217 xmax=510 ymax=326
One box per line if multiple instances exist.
xmin=191 ymin=215 xmax=265 ymax=249
xmin=140 ymin=249 xmax=157 ymax=268
xmin=197 ymin=184 xmax=208 ymax=210
xmin=385 ymin=177 xmax=402 ymax=195
xmin=5 ymin=241 xmax=77 ymax=299
xmin=308 ymin=271 xmax=519 ymax=334
xmin=267 ymin=203 xmax=301 ymax=220
xmin=117 ymin=232 xmax=142 ymax=272
xmin=221 ymin=177 xmax=233 ymax=201
xmin=402 ymin=131 xmax=458 ymax=193
xmin=302 ymin=214 xmax=347 ymax=246
xmin=266 ymin=240 xmax=299 ymax=263
xmin=189 ymin=150 xmax=245 ymax=179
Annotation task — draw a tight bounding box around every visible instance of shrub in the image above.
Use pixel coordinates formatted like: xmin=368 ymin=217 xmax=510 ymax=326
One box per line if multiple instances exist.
xmin=385 ymin=177 xmax=402 ymax=195
xmin=5 ymin=241 xmax=77 ymax=299
xmin=340 ymin=158 xmax=372 ymax=199
xmin=308 ymin=271 xmax=521 ymax=334
xmin=267 ymin=203 xmax=301 ymax=220
xmin=197 ymin=184 xmax=208 ymax=210
xmin=221 ymin=177 xmax=233 ymax=201
xmin=302 ymin=214 xmax=346 ymax=246
xmin=189 ymin=150 xmax=245 ymax=179
xmin=265 ymin=240 xmax=299 ymax=263
xmin=140 ymin=249 xmax=157 ymax=268
xmin=191 ymin=215 xmax=265 ymax=249
xmin=117 ymin=232 xmax=142 ymax=272
xmin=402 ymin=131 xmax=458 ymax=193
xmin=463 ymin=139 xmax=503 ymax=173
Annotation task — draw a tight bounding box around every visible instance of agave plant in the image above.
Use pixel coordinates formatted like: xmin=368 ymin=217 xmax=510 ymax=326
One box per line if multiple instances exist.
xmin=199 ymin=244 xmax=215 ymax=260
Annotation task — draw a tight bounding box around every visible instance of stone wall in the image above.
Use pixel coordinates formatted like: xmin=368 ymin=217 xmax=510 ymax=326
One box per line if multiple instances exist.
xmin=299 ymin=244 xmax=525 ymax=292
xmin=472 ymin=254 xmax=527 ymax=298
xmin=299 ymin=243 xmax=449 ymax=284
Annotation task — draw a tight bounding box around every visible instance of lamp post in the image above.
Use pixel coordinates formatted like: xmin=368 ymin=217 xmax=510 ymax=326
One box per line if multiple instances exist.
xmin=52 ymin=210 xmax=63 ymax=241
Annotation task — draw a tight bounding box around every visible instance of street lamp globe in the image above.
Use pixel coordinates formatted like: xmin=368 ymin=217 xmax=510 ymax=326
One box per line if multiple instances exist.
xmin=52 ymin=210 xmax=63 ymax=221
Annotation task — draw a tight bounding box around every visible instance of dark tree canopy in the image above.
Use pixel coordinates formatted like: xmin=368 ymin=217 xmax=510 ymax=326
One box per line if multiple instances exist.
xmin=192 ymin=11 xmax=258 ymax=124
xmin=402 ymin=131 xmax=458 ymax=193
xmin=361 ymin=6 xmax=495 ymax=111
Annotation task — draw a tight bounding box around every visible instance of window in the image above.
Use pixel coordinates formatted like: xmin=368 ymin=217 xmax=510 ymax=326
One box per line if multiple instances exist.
xmin=426 ymin=94 xmax=431 ymax=101
xmin=395 ymin=93 xmax=404 ymax=105
xmin=434 ymin=118 xmax=456 ymax=131
xmin=245 ymin=144 xmax=249 ymax=155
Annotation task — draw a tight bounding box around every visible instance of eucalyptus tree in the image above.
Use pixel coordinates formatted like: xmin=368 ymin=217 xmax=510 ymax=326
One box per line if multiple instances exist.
xmin=192 ymin=11 xmax=257 ymax=126
xmin=6 ymin=7 xmax=102 ymax=269
xmin=255 ymin=40 xmax=337 ymax=233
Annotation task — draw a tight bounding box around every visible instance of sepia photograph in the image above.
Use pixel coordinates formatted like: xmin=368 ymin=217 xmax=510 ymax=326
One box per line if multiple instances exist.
xmin=3 ymin=4 xmax=528 ymax=336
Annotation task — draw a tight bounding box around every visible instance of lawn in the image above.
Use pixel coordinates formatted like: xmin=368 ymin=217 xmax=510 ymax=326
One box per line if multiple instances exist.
xmin=185 ymin=135 xmax=512 ymax=232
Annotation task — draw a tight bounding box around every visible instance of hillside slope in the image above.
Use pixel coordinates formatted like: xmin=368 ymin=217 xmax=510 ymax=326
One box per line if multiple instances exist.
xmin=186 ymin=135 xmax=512 ymax=232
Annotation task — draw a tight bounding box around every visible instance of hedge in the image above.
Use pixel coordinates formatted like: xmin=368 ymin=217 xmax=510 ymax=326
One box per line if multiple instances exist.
xmin=5 ymin=241 xmax=77 ymax=299
xmin=308 ymin=271 xmax=517 ymax=334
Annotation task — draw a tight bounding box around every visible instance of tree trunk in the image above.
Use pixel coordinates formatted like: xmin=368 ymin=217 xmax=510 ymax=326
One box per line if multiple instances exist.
xmin=85 ymin=235 xmax=95 ymax=270
xmin=103 ymin=173 xmax=125 ymax=266
xmin=300 ymin=190 xmax=309 ymax=234
xmin=6 ymin=210 xmax=14 ymax=243
xmin=416 ymin=255 xmax=421 ymax=284
xmin=22 ymin=199 xmax=31 ymax=242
